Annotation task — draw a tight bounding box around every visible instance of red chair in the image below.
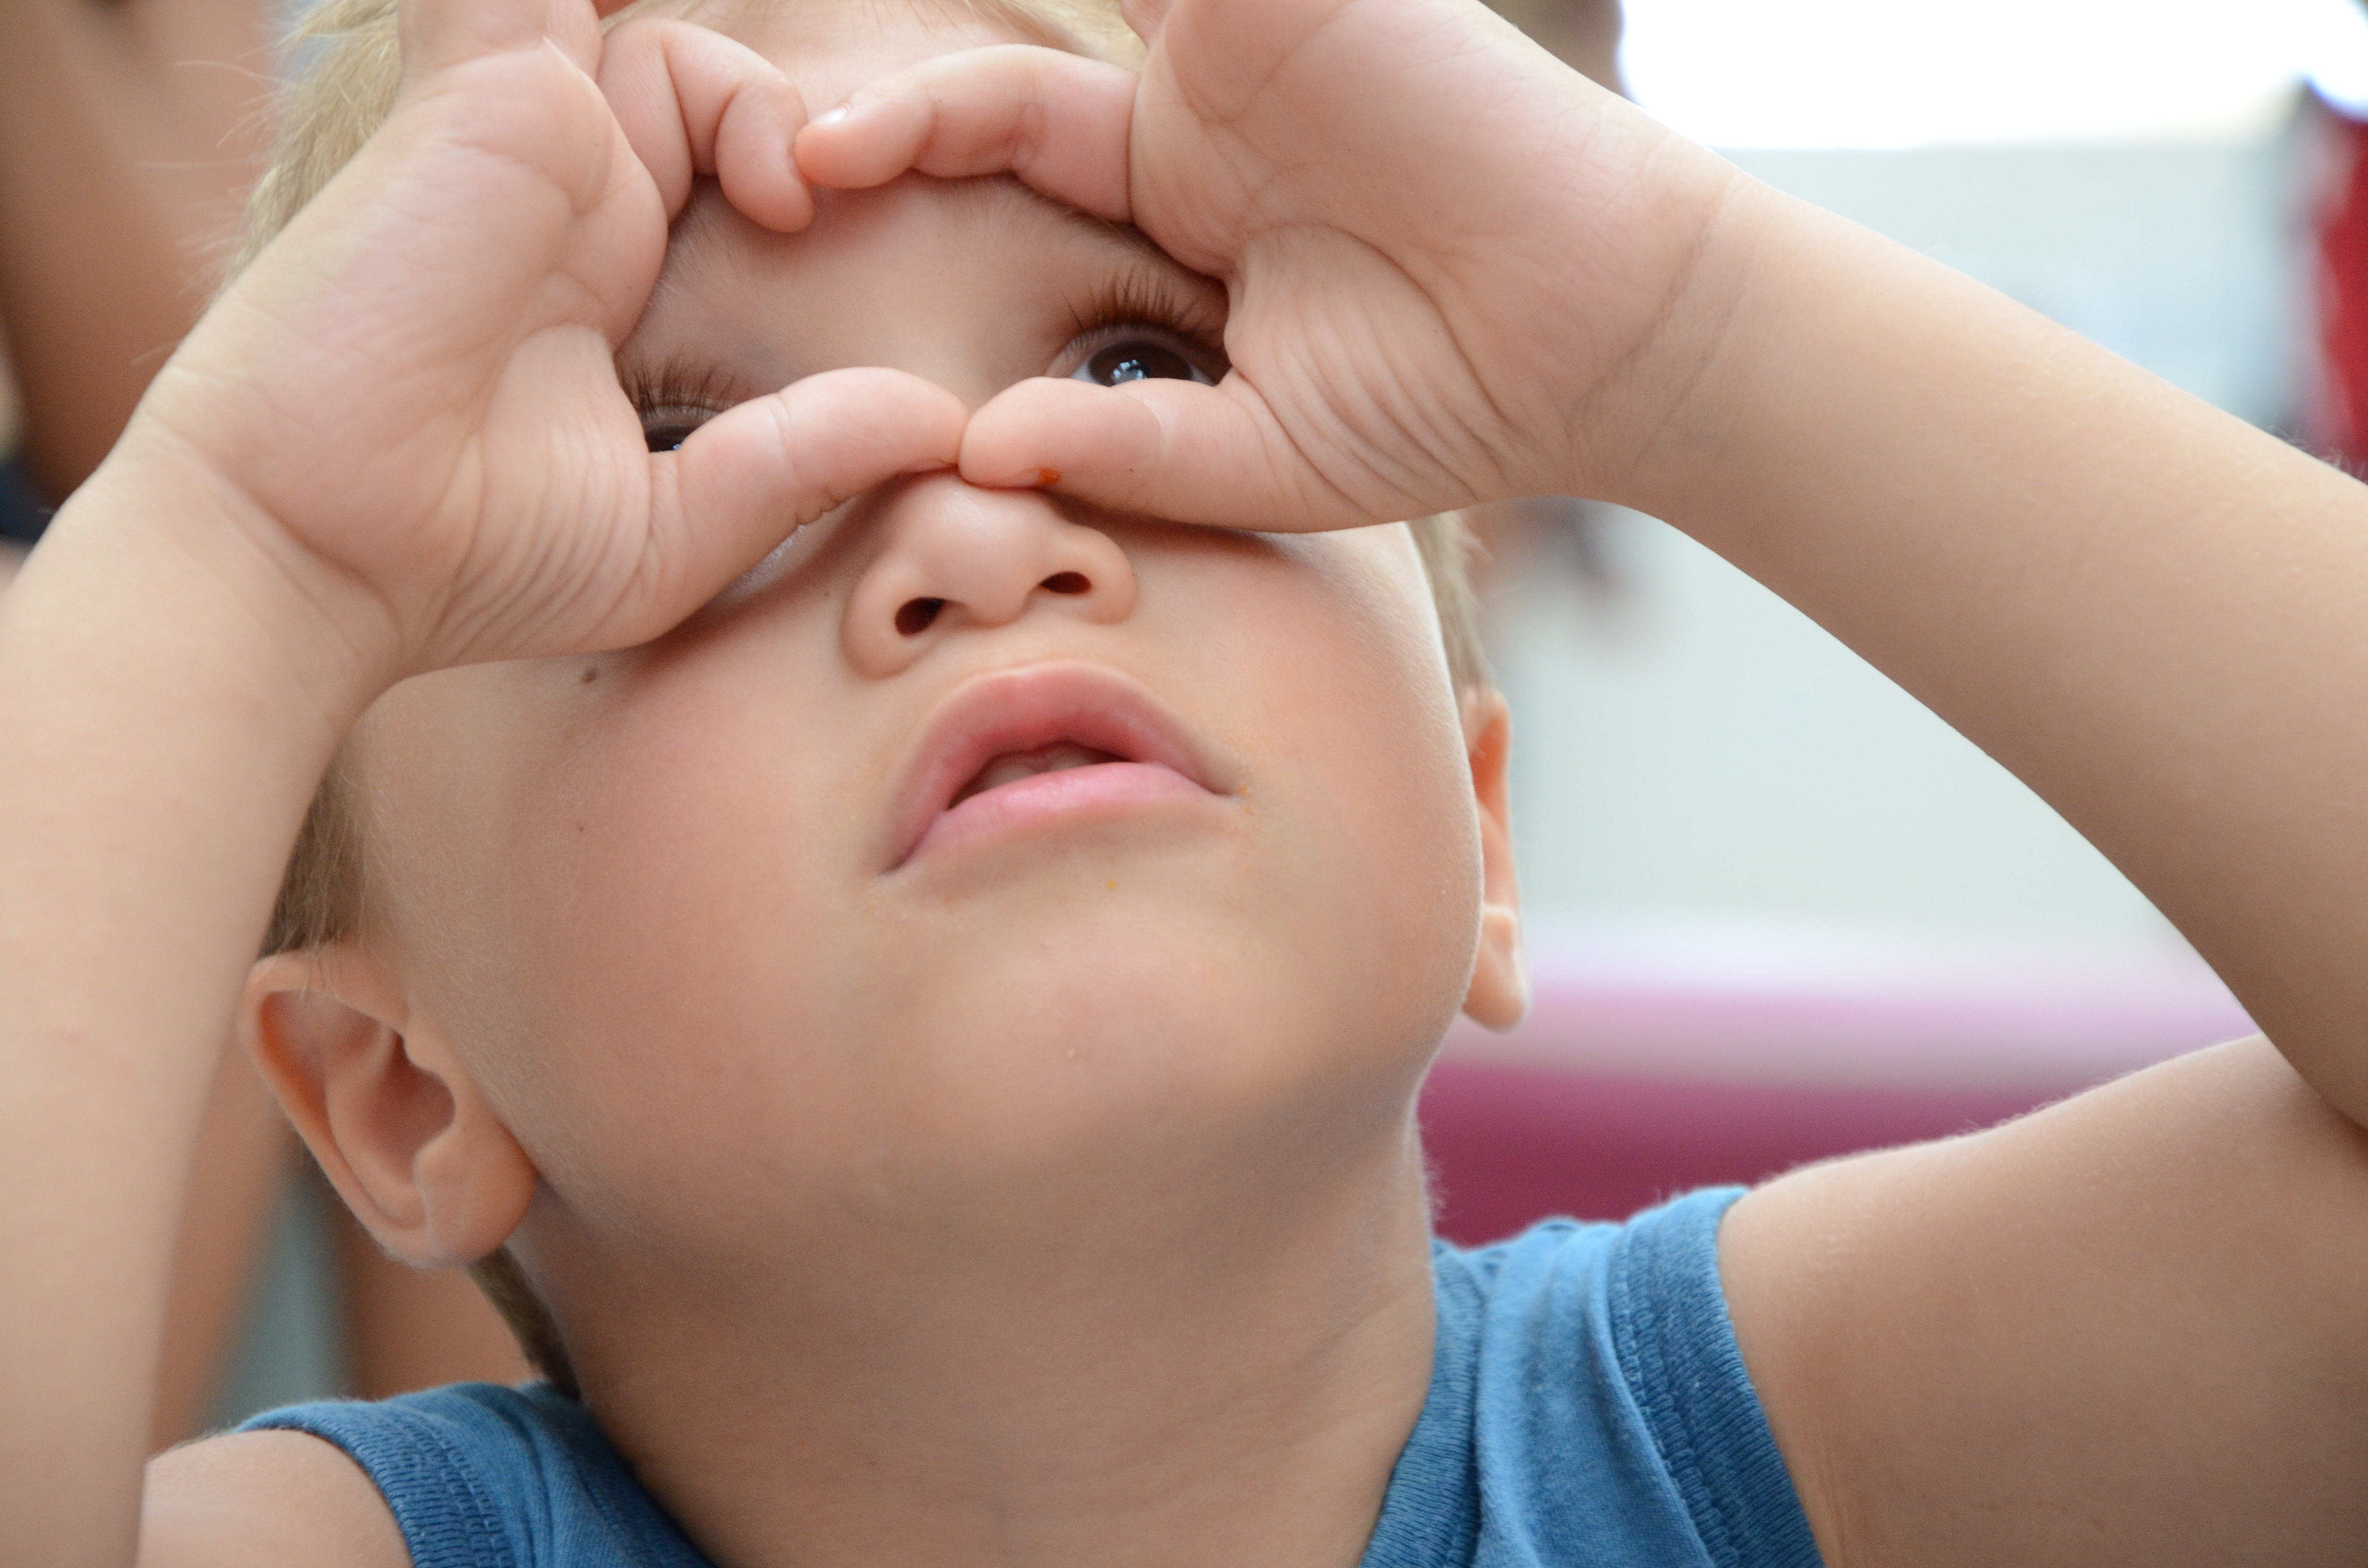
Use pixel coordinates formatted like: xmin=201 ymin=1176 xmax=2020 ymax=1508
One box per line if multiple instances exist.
xmin=1418 ymin=924 xmax=2253 ymax=1245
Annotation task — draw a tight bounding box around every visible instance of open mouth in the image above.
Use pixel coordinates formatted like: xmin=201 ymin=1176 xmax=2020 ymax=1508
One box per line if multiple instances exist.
xmin=887 ymin=665 xmax=1228 ymax=870
xmin=948 ymin=741 xmax=1127 ymax=809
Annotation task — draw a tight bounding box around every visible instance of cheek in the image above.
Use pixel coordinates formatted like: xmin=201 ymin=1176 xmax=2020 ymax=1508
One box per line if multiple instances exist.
xmin=365 ymin=528 xmax=1486 ymax=1245
xmin=487 ymin=656 xmax=879 ymax=1214
xmin=1157 ymin=527 xmax=1485 ymax=1067
xmin=373 ymin=642 xmax=875 ymax=1225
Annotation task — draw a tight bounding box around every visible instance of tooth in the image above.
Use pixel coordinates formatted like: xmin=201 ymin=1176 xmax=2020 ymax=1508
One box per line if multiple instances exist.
xmin=951 ymin=743 xmax=1125 ymax=809
xmin=976 ymin=756 xmax=1036 ymax=793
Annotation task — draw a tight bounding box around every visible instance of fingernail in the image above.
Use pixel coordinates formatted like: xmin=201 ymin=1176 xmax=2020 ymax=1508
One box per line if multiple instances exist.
xmin=813 ymin=104 xmax=851 ymax=128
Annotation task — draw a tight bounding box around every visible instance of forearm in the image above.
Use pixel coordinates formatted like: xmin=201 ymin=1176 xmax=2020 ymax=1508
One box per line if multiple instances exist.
xmin=0 ymin=441 xmax=377 ymax=1567
xmin=1626 ymin=181 xmax=2368 ymax=1121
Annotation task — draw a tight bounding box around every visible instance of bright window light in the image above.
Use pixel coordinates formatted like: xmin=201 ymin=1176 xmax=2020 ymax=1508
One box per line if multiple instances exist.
xmin=1621 ymin=0 xmax=2368 ymax=147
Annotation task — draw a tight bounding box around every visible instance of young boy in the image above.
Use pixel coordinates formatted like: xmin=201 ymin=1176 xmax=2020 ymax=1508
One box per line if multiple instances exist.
xmin=3 ymin=0 xmax=2366 ymax=1564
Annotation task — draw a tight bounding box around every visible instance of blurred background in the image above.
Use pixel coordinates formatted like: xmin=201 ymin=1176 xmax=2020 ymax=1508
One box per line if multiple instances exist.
xmin=1489 ymin=0 xmax=2362 ymax=942
xmin=4 ymin=0 xmax=2364 ymax=1435
xmin=1431 ymin=0 xmax=2368 ymax=1240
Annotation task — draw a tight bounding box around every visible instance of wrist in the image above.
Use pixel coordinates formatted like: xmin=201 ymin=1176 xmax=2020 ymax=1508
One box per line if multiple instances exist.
xmin=35 ymin=425 xmax=405 ymax=736
xmin=1559 ymin=159 xmax=1788 ymax=520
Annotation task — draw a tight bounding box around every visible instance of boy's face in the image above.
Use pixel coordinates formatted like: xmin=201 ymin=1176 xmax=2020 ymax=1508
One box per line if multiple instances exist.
xmin=347 ymin=0 xmax=1508 ymax=1276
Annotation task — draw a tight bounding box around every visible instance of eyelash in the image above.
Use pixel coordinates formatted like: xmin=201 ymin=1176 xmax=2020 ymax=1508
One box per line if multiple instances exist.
xmin=622 ymin=262 xmax=1230 ymax=450
xmin=1058 ymin=262 xmax=1231 ymax=383
xmin=622 ymin=360 xmax=749 ymax=453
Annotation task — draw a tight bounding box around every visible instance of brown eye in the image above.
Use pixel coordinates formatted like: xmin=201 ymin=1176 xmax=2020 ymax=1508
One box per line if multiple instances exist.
xmin=1073 ymin=340 xmax=1213 ymax=388
xmin=644 ymin=420 xmax=703 ymax=453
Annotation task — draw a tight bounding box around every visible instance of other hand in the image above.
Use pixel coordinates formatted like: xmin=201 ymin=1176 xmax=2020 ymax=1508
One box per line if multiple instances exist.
xmin=798 ymin=0 xmax=1746 ymax=529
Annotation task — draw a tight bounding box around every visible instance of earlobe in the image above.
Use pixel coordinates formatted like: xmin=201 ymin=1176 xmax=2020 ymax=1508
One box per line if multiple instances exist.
xmin=1459 ymin=690 xmax=1529 ymax=1032
xmin=241 ymin=949 xmax=535 ymax=1269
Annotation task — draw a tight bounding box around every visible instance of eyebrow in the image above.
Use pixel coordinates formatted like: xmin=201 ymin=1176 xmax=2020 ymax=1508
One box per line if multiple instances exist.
xmin=665 ymin=171 xmax=1221 ymax=308
xmin=961 ymin=175 xmax=1182 ymax=274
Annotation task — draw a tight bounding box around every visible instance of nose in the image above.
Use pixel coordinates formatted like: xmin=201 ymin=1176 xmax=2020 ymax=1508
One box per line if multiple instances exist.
xmin=842 ymin=475 xmax=1138 ymax=676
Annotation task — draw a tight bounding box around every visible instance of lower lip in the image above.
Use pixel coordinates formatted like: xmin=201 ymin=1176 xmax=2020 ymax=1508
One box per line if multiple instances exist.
xmin=903 ymin=761 xmax=1209 ymax=867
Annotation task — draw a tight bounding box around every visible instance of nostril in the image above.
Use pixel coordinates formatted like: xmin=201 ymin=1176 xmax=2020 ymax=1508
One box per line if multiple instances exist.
xmin=896 ymin=597 xmax=946 ymax=637
xmin=1039 ymin=571 xmax=1090 ymax=596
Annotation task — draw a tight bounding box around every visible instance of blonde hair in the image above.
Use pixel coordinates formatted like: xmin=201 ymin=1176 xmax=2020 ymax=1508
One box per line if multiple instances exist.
xmin=253 ymin=0 xmax=1489 ymax=1397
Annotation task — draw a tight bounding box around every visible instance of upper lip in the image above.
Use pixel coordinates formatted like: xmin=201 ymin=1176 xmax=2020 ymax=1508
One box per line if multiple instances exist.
xmin=884 ymin=663 xmax=1228 ymax=870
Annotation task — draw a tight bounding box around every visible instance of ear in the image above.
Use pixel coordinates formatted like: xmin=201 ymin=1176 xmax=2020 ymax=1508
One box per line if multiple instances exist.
xmin=240 ymin=948 xmax=536 ymax=1269
xmin=1459 ymin=689 xmax=1529 ymax=1032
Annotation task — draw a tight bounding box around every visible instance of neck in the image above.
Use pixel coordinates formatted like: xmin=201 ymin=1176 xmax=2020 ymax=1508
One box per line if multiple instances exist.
xmin=541 ymin=1119 xmax=1440 ymax=1568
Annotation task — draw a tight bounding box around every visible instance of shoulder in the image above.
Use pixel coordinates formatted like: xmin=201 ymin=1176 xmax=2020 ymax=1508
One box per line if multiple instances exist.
xmin=1721 ymin=1038 xmax=2368 ymax=1568
xmin=165 ymin=1382 xmax=709 ymax=1568
xmin=1444 ymin=1189 xmax=1738 ymax=1352
xmin=138 ymin=1383 xmax=563 ymax=1568
xmin=1436 ymin=1192 xmax=1823 ymax=1567
xmin=139 ymin=1429 xmax=408 ymax=1568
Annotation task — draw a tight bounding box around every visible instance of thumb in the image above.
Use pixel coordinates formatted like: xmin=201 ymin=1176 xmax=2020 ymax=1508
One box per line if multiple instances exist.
xmin=614 ymin=368 xmax=969 ymax=644
xmin=958 ymin=375 xmax=1388 ymax=533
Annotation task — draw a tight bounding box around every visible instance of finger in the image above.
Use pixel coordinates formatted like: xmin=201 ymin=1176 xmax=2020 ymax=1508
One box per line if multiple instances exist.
xmin=1119 ymin=0 xmax=1172 ymax=42
xmin=958 ymin=375 xmax=1382 ymax=532
xmin=626 ymin=368 xmax=969 ymax=636
xmin=600 ymin=19 xmax=812 ymax=230
xmin=797 ymin=46 xmax=1136 ymax=224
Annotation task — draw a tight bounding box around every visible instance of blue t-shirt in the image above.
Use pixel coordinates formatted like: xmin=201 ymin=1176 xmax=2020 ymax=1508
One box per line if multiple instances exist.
xmin=243 ymin=1188 xmax=1821 ymax=1567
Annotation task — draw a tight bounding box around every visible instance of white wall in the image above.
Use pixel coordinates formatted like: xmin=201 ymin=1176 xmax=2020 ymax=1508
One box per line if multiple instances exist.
xmin=1494 ymin=135 xmax=2304 ymax=943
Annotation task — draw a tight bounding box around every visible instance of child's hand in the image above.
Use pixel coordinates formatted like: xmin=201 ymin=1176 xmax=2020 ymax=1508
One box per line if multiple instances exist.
xmin=796 ymin=0 xmax=1744 ymax=528
xmin=128 ymin=0 xmax=964 ymax=684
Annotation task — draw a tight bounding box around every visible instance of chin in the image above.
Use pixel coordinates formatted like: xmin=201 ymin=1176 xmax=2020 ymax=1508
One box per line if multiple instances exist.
xmin=842 ymin=886 xmax=1457 ymax=1188
xmin=533 ymin=801 xmax=1476 ymax=1245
